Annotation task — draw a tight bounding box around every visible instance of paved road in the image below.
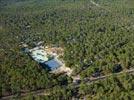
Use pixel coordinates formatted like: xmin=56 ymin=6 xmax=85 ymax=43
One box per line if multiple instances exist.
xmin=90 ymin=68 xmax=134 ymax=81
xmin=76 ymin=68 xmax=134 ymax=87
xmin=1 ymin=68 xmax=134 ymax=100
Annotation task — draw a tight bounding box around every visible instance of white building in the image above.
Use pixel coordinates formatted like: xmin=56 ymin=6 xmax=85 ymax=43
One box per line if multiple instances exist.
xmin=30 ymin=47 xmax=48 ymax=63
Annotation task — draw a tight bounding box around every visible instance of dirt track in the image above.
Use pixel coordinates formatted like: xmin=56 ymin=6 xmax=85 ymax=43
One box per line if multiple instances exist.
xmin=90 ymin=0 xmax=100 ymax=7
xmin=1 ymin=68 xmax=134 ymax=100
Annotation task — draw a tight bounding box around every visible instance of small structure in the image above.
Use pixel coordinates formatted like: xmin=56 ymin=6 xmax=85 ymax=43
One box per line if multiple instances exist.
xmin=72 ymin=75 xmax=81 ymax=83
xmin=21 ymin=47 xmax=30 ymax=53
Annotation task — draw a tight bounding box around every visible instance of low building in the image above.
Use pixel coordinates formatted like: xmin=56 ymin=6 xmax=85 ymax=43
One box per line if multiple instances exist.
xmin=41 ymin=58 xmax=63 ymax=71
xmin=21 ymin=47 xmax=30 ymax=53
xmin=30 ymin=48 xmax=48 ymax=63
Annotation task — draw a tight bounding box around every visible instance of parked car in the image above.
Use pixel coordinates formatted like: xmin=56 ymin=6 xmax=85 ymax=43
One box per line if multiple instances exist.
xmin=73 ymin=79 xmax=81 ymax=85
xmin=92 ymin=72 xmax=101 ymax=78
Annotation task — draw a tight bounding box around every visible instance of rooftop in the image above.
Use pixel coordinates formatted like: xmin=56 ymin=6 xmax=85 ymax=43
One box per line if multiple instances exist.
xmin=30 ymin=48 xmax=48 ymax=63
xmin=24 ymin=45 xmax=72 ymax=74
xmin=45 ymin=58 xmax=63 ymax=71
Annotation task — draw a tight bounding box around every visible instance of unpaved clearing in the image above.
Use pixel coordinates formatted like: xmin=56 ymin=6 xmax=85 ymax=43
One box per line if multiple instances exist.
xmin=51 ymin=64 xmax=73 ymax=76
xmin=44 ymin=46 xmax=75 ymax=79
xmin=44 ymin=46 xmax=64 ymax=57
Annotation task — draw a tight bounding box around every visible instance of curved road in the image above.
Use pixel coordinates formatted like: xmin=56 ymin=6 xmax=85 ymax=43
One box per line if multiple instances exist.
xmin=1 ymin=68 xmax=134 ymax=100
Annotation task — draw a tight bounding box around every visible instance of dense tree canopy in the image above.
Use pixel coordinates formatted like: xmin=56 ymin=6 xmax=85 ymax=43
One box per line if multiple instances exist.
xmin=1 ymin=0 xmax=134 ymax=99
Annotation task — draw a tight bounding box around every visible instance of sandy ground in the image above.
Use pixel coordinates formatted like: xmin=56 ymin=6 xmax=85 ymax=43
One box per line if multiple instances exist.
xmin=51 ymin=64 xmax=73 ymax=76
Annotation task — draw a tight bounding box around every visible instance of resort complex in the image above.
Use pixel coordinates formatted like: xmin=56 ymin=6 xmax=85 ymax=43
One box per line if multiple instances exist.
xmin=2 ymin=0 xmax=134 ymax=99
xmin=22 ymin=44 xmax=73 ymax=76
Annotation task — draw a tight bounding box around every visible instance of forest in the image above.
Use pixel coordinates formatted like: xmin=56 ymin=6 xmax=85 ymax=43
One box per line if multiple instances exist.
xmin=1 ymin=0 xmax=134 ymax=99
